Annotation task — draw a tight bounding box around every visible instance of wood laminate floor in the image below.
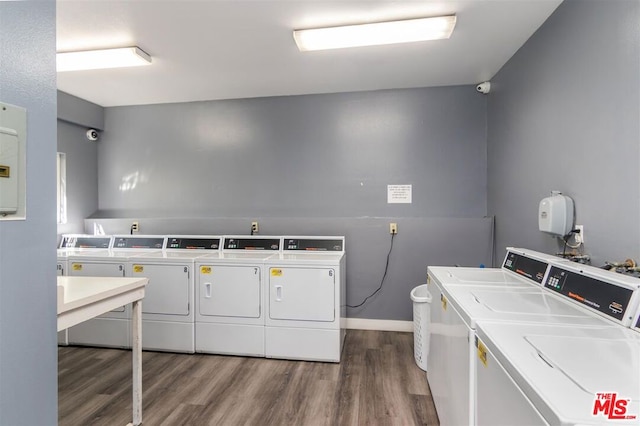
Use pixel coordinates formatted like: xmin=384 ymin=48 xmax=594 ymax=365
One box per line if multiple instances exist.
xmin=59 ymin=330 xmax=439 ymax=426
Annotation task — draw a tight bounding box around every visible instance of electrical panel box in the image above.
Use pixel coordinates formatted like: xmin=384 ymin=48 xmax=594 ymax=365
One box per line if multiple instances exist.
xmin=0 ymin=102 xmax=27 ymax=219
xmin=539 ymin=192 xmax=574 ymax=236
xmin=0 ymin=127 xmax=19 ymax=213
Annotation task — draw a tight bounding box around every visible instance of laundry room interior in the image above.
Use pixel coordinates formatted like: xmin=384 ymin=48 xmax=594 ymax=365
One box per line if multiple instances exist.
xmin=2 ymin=0 xmax=639 ymax=425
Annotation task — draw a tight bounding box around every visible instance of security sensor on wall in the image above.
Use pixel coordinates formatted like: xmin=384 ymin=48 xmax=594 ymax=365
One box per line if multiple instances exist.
xmin=86 ymin=129 xmax=99 ymax=141
xmin=476 ymin=82 xmax=491 ymax=94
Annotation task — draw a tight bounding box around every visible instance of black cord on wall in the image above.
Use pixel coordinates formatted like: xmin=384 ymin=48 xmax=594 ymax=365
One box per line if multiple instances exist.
xmin=347 ymin=233 xmax=395 ymax=309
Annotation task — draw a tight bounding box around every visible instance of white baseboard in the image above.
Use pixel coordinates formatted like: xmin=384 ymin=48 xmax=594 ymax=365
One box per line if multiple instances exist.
xmin=345 ymin=318 xmax=413 ymax=332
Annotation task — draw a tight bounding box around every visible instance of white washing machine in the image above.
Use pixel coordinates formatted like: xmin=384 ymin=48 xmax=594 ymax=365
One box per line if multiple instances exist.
xmin=66 ymin=235 xmax=165 ymax=348
xmin=264 ymin=236 xmax=346 ymax=362
xmin=426 ymin=250 xmax=640 ymax=426
xmin=195 ymin=236 xmax=281 ymax=357
xmin=476 ymin=317 xmax=640 ymax=425
xmin=432 ymin=247 xmax=564 ymax=286
xmin=426 ymin=249 xmax=551 ymax=426
xmin=128 ymin=235 xmax=221 ymax=353
xmin=57 ymin=234 xmax=113 ymax=345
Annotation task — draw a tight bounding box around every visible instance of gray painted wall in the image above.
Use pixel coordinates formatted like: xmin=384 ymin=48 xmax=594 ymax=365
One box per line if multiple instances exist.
xmin=57 ymin=92 xmax=103 ymax=237
xmin=58 ymin=90 xmax=104 ymax=130
xmin=487 ymin=0 xmax=640 ymax=266
xmin=98 ymin=87 xmax=487 ymax=218
xmin=0 ymin=2 xmax=58 ymax=424
xmin=57 ymin=120 xmax=100 ymax=236
xmin=92 ymin=86 xmax=490 ymax=320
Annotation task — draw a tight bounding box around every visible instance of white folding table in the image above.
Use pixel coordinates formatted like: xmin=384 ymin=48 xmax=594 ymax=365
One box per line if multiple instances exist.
xmin=57 ymin=276 xmax=147 ymax=426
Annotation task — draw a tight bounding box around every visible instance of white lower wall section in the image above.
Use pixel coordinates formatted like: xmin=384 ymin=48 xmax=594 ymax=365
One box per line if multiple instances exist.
xmin=345 ymin=318 xmax=413 ymax=332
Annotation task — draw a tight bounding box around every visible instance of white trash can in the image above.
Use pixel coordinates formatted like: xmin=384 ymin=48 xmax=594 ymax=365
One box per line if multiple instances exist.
xmin=410 ymin=284 xmax=432 ymax=371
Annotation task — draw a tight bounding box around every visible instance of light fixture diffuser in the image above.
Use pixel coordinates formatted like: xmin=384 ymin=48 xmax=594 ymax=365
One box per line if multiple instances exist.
xmin=293 ymin=16 xmax=456 ymax=52
xmin=56 ymin=46 xmax=152 ymax=72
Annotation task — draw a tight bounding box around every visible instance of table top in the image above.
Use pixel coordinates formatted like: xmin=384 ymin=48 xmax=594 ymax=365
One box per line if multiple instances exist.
xmin=57 ymin=276 xmax=148 ymax=315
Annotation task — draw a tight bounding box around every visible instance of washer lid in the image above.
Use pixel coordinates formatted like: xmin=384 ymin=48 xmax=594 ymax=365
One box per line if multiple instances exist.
xmin=477 ymin=321 xmax=640 ymax=425
xmin=428 ymin=266 xmax=534 ymax=288
xmin=447 ymin=268 xmax=529 ymax=283
xmin=527 ymin=334 xmax=640 ymax=398
xmin=445 ymin=286 xmax=610 ymax=329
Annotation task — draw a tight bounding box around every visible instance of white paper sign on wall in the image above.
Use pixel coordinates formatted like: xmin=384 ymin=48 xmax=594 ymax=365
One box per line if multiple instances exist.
xmin=387 ymin=184 xmax=412 ymax=204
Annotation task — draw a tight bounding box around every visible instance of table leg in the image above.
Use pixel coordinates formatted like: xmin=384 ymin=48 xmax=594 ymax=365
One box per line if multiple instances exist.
xmin=132 ymin=299 xmax=142 ymax=425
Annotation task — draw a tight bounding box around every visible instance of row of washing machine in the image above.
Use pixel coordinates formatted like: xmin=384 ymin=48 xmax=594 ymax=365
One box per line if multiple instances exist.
xmin=57 ymin=234 xmax=346 ymax=362
xmin=427 ymin=248 xmax=640 ymax=425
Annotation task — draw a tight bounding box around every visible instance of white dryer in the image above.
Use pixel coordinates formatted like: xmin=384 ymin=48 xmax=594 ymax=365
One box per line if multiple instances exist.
xmin=264 ymin=236 xmax=346 ymax=363
xmin=57 ymin=234 xmax=113 ymax=345
xmin=476 ymin=318 xmax=640 ymax=425
xmin=128 ymin=235 xmax=221 ymax=353
xmin=195 ymin=236 xmax=281 ymax=357
xmin=57 ymin=234 xmax=112 ymax=276
xmin=66 ymin=235 xmax=165 ymax=348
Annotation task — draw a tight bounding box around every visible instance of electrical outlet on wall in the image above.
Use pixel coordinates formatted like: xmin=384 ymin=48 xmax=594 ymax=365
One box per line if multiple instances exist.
xmin=574 ymin=225 xmax=584 ymax=244
xmin=131 ymin=221 xmax=139 ymax=233
xmin=251 ymin=221 xmax=259 ymax=234
xmin=390 ymin=223 xmax=398 ymax=234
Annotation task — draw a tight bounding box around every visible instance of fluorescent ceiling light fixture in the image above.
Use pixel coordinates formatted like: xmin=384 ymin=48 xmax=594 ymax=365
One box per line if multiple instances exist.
xmin=293 ymin=16 xmax=456 ymax=52
xmin=57 ymin=46 xmax=152 ymax=72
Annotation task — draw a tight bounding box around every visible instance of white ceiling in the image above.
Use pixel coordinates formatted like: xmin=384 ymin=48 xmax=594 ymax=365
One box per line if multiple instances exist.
xmin=57 ymin=0 xmax=563 ymax=107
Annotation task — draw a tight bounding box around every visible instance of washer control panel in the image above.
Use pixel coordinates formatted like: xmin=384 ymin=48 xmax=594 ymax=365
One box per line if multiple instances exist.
xmin=502 ymin=251 xmax=548 ymax=284
xmin=284 ymin=238 xmax=343 ymax=252
xmin=59 ymin=235 xmax=111 ymax=249
xmin=166 ymin=237 xmax=220 ymax=250
xmin=544 ymin=265 xmax=636 ymax=323
xmin=112 ymin=236 xmax=164 ymax=249
xmin=224 ymin=237 xmax=280 ymax=251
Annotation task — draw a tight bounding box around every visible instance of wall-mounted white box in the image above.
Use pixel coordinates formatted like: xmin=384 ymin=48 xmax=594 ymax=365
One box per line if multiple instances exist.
xmin=538 ymin=192 xmax=573 ymax=237
xmin=0 ymin=102 xmax=27 ymax=220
